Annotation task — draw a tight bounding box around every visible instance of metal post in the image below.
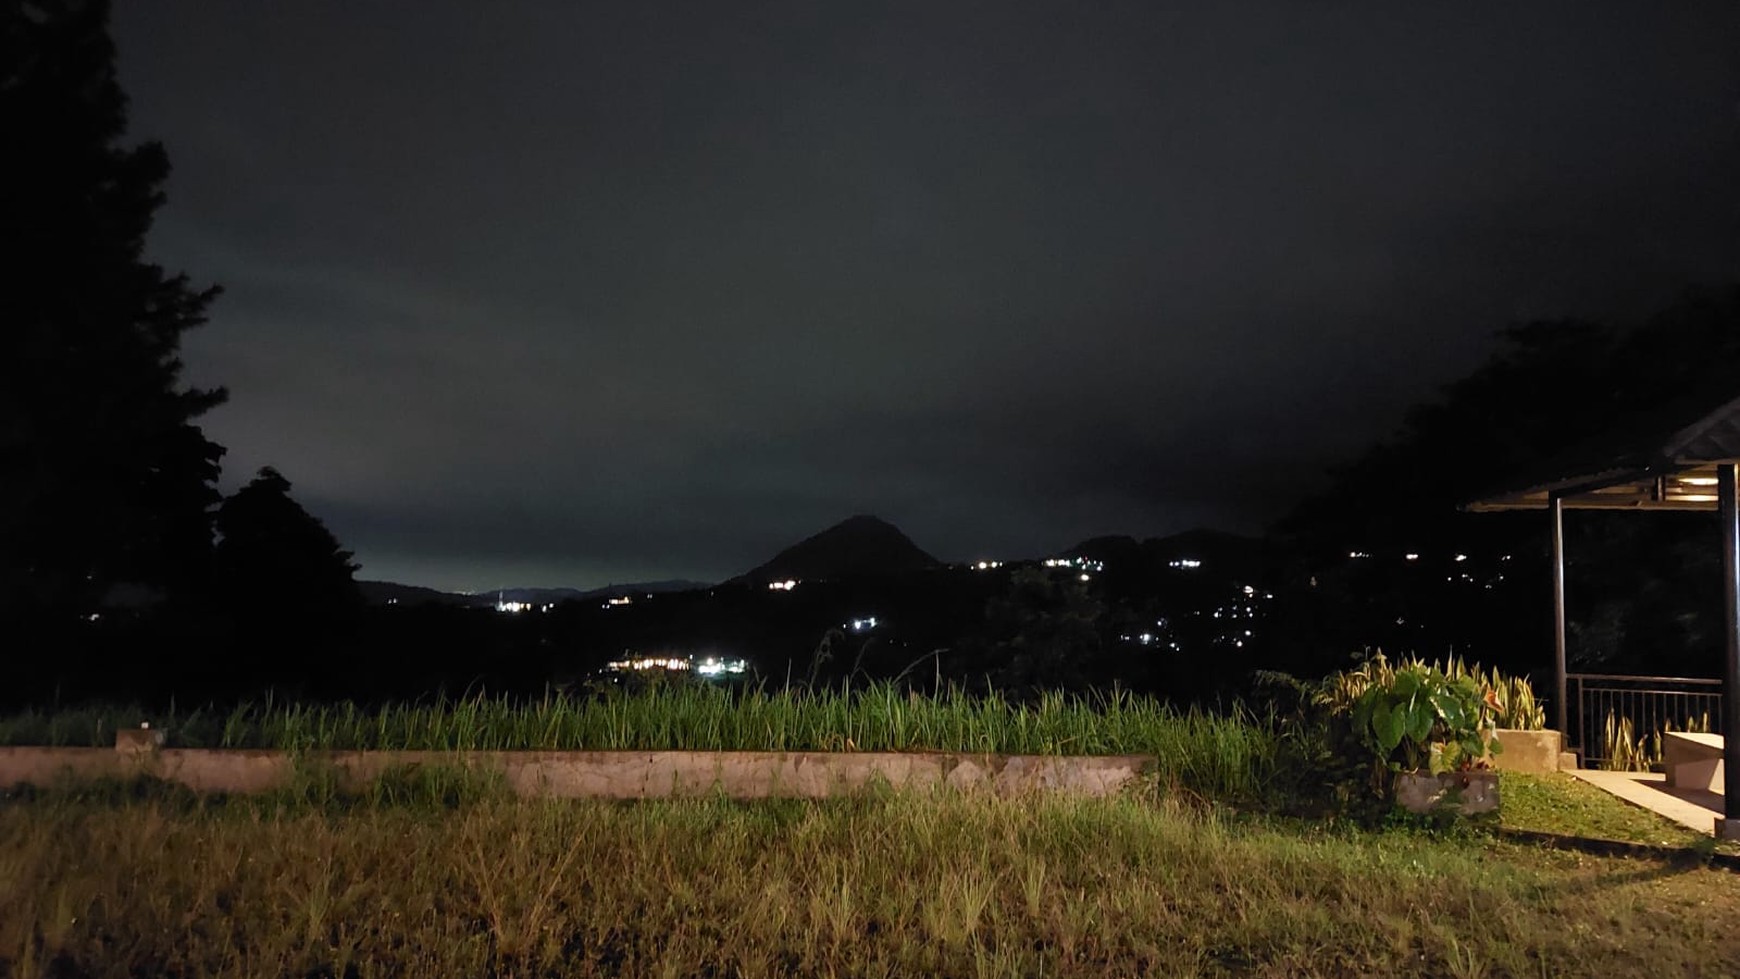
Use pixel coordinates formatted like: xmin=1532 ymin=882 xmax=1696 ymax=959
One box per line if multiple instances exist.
xmin=1551 ymin=494 xmax=1569 ymax=740
xmin=1717 ymin=464 xmax=1740 ymax=836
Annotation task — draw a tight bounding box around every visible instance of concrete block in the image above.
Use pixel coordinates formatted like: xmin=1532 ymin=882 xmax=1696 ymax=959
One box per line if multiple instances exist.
xmin=114 ymin=727 xmax=165 ymax=755
xmin=1558 ymin=751 xmax=1579 ymax=771
xmin=1665 ymin=732 xmax=1725 ymax=791
xmin=1718 ymin=817 xmax=1740 ymax=842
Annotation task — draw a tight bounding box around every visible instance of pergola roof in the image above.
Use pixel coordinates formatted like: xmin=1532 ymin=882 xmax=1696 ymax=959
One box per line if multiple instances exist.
xmin=1467 ymin=393 xmax=1740 ymax=512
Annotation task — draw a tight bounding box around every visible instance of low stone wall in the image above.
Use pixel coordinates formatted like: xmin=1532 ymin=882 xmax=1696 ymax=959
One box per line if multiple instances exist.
xmin=0 ymin=742 xmax=1153 ymax=800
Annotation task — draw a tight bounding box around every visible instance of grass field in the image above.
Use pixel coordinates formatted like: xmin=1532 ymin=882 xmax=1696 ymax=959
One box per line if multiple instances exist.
xmin=3 ymin=772 xmax=1737 ymax=978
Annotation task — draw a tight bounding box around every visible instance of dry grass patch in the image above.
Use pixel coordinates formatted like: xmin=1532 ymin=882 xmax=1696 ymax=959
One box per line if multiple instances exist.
xmin=3 ymin=788 xmax=1737 ymax=978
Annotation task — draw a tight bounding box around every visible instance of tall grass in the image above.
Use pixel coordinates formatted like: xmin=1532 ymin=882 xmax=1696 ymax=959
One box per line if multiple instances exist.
xmin=5 ymin=786 xmax=1737 ymax=978
xmin=0 ymin=683 xmax=1281 ymax=800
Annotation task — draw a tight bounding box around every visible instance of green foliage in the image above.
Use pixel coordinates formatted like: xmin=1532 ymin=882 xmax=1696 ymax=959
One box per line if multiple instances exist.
xmin=1599 ymin=710 xmax=1713 ymax=773
xmin=1260 ymin=654 xmax=1522 ymax=821
xmin=1312 ymin=651 xmax=1544 ymax=731
xmin=1348 ymin=661 xmax=1497 ymax=777
xmin=977 ymin=568 xmax=1108 ymax=692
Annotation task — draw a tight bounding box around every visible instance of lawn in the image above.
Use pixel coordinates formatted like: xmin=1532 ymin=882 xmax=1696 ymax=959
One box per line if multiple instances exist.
xmin=3 ymin=772 xmax=1736 ymax=978
xmin=1497 ymin=771 xmax=1724 ymax=850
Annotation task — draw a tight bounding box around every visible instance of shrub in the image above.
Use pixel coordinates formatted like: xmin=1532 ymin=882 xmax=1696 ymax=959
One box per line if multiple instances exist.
xmin=1310 ymin=652 xmax=1543 ymax=731
xmin=1259 ymin=653 xmax=1515 ymax=820
xmin=1348 ymin=661 xmax=1498 ymax=777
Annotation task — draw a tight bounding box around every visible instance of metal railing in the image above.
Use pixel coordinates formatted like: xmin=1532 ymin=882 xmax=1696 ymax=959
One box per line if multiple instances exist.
xmin=1565 ymin=673 xmax=1723 ymax=769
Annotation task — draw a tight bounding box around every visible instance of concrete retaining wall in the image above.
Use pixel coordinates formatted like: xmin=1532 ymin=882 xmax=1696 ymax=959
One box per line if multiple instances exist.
xmin=0 ymin=743 xmax=1153 ymax=799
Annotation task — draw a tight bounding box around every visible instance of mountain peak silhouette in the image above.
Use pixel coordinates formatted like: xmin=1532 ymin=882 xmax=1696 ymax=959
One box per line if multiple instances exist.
xmin=740 ymin=515 xmax=939 ymax=583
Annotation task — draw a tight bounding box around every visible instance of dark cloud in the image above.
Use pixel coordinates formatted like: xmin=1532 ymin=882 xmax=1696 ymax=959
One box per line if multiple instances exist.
xmin=110 ymin=2 xmax=1740 ymax=591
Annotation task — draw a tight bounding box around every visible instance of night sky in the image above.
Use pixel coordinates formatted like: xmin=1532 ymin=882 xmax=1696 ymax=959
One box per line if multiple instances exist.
xmin=110 ymin=3 xmax=1740 ymax=592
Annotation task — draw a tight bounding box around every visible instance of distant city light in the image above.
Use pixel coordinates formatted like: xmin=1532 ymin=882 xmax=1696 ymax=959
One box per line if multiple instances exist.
xmin=1454 ymin=554 xmax=1468 ymax=563
xmin=1405 ymin=553 xmax=1420 ymax=561
xmin=1169 ymin=558 xmax=1202 ymax=570
xmin=972 ymin=560 xmax=1003 ymax=571
xmin=607 ymin=654 xmax=749 ymax=677
xmin=694 ymin=656 xmax=749 ymax=677
xmin=606 ymin=656 xmax=689 ymax=672
xmin=494 ymin=591 xmax=553 ymax=614
xmin=603 ymin=595 xmax=633 ymax=608
xmin=847 ymin=616 xmax=879 ymax=633
xmin=1242 ymin=585 xmax=1254 ymax=596
xmin=768 ymin=579 xmax=798 ymax=591
xmin=1348 ymin=551 xmax=1370 ymax=559
xmin=1079 ymin=573 xmax=1091 ymax=582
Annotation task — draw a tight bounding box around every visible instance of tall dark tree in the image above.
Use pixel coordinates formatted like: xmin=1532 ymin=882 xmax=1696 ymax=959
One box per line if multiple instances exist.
xmin=1273 ymin=286 xmax=1740 ymax=676
xmin=1281 ymin=286 xmax=1740 ymax=553
xmin=1 ymin=0 xmax=226 ymax=622
xmin=214 ymin=468 xmax=362 ymax=620
xmin=952 ymin=568 xmax=1110 ymax=694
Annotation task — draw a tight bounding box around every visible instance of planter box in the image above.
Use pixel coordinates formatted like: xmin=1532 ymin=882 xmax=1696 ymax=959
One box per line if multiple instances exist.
xmin=1394 ymin=770 xmax=1499 ymax=815
xmin=1489 ymin=729 xmax=1563 ymax=774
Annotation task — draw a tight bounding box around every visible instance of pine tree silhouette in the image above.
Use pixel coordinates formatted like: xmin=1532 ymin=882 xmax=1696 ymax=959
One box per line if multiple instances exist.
xmin=1 ymin=0 xmax=227 ymax=623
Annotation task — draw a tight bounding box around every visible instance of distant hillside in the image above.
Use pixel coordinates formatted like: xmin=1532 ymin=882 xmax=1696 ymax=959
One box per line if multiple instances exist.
xmin=357 ymin=580 xmax=478 ymax=607
xmin=1056 ymin=535 xmax=1142 ymax=565
xmin=570 ymin=580 xmax=711 ymax=601
xmin=359 ymin=579 xmax=709 ymax=607
xmin=1052 ymin=528 xmax=1266 ymax=580
xmin=1145 ymin=528 xmax=1263 ymax=566
xmin=738 ymin=515 xmax=940 ymax=583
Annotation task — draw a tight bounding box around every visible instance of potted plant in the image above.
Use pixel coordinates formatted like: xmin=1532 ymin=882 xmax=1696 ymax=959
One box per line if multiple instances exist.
xmin=1349 ymin=662 xmax=1501 ymax=815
